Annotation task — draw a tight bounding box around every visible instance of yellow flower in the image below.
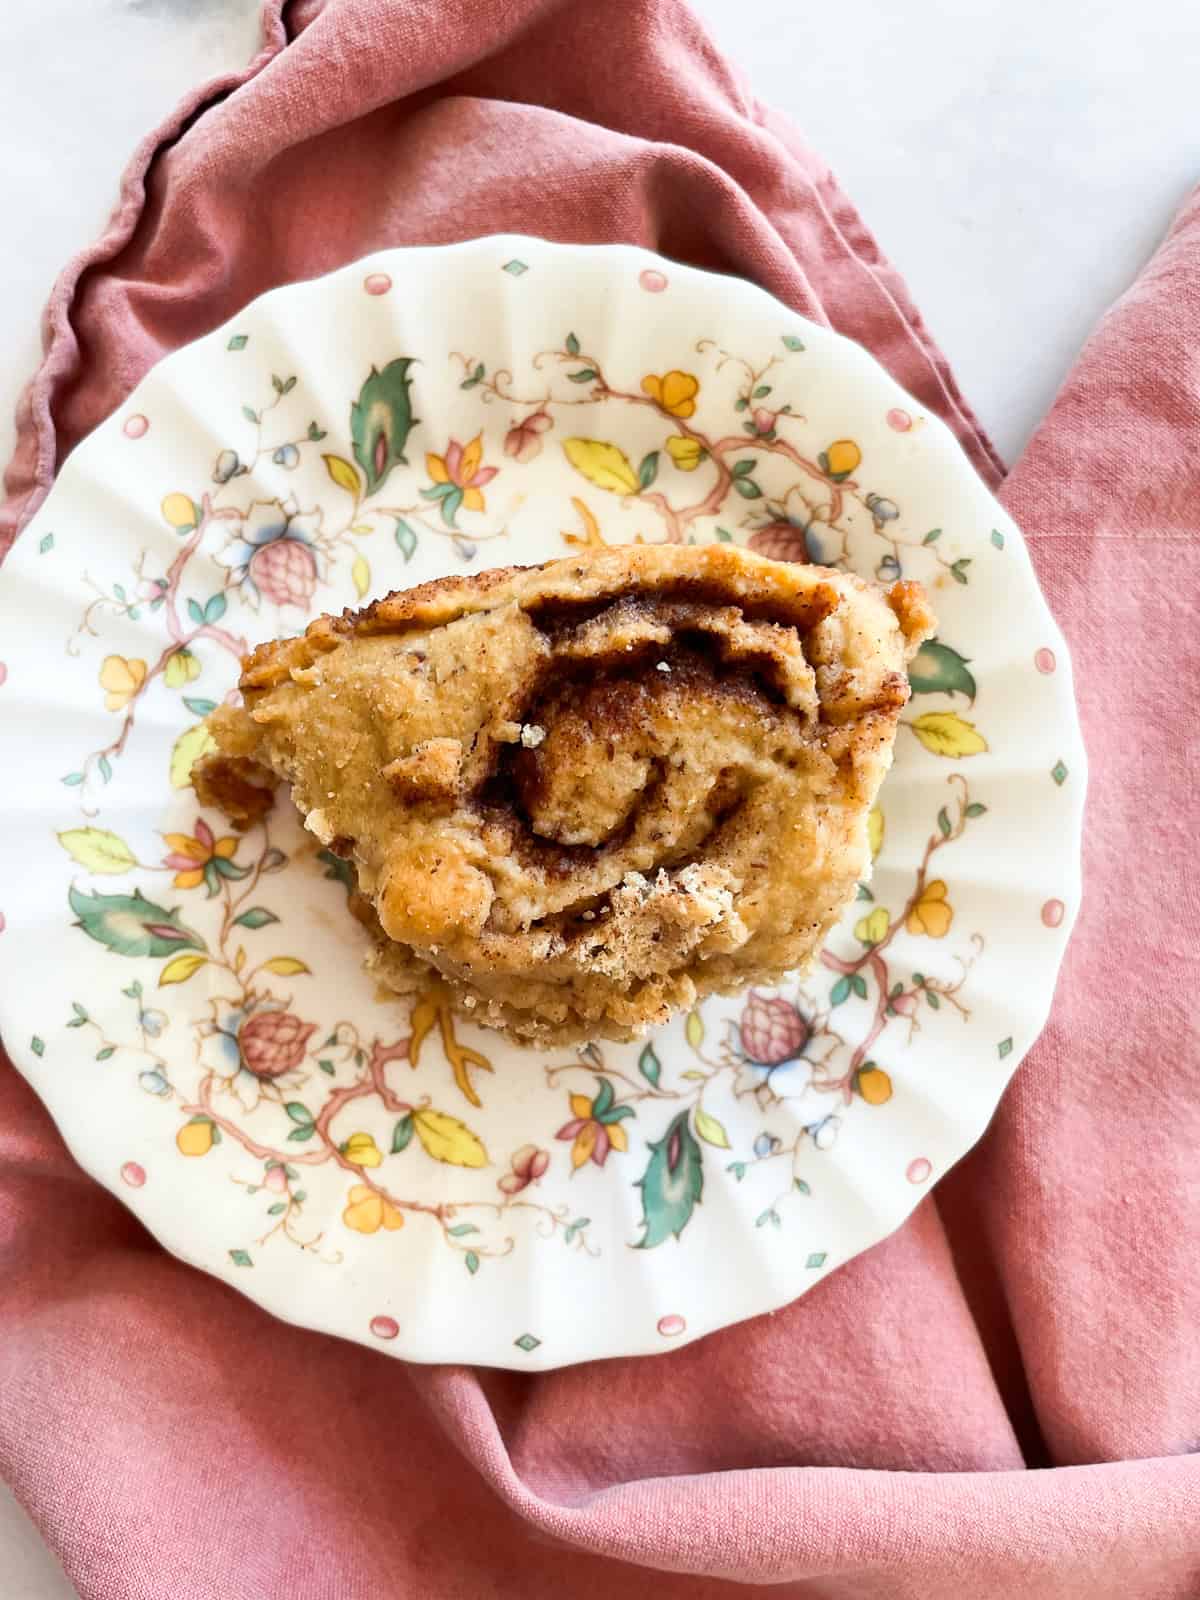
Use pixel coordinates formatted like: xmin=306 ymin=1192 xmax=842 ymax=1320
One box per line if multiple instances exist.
xmin=857 ymin=1065 xmax=893 ymax=1105
xmin=666 ymin=435 xmax=705 ymax=471
xmin=163 ymin=649 xmax=201 ymax=689
xmin=161 ymin=818 xmax=239 ymax=890
xmin=641 ymin=370 xmax=700 ymax=419
xmin=161 ymin=492 xmax=198 ymax=530
xmin=342 ymin=1131 xmax=383 ymax=1169
xmin=342 ymin=1183 xmax=405 ymax=1234
xmin=99 ymin=654 xmax=148 ymax=712
xmin=906 ymin=878 xmax=953 ymax=938
xmin=854 ymin=906 xmax=890 ymax=946
xmin=176 ymin=1118 xmax=215 ymax=1157
xmin=824 ymin=439 xmax=861 ymax=478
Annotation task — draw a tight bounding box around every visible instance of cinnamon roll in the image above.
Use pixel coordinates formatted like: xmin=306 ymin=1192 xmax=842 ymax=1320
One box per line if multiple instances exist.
xmin=194 ymin=545 xmax=933 ymax=1045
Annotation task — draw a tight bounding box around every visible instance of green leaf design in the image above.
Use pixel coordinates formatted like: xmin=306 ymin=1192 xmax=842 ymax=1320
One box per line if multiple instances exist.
xmin=350 ymin=358 xmax=418 ymax=495
xmin=635 ymin=1110 xmax=703 ymax=1249
xmin=638 ymin=1042 xmax=662 ymax=1089
xmin=693 ymin=1107 xmax=730 ymax=1149
xmin=850 ymin=973 xmax=868 ymax=999
xmin=394 ymin=518 xmax=418 ymax=561
xmin=733 ymin=477 xmax=762 ymax=499
xmin=909 ymin=639 xmax=977 ymax=700
xmin=233 ymin=907 xmax=279 ymax=930
xmin=318 ymin=1060 xmax=336 ymax=1076
xmin=781 ymin=334 xmax=805 ymax=351
xmin=592 ymin=1076 xmax=615 ymax=1118
xmin=317 ymin=849 xmax=356 ymax=894
xmin=228 ymin=1249 xmax=253 ymax=1267
xmin=69 ymin=886 xmax=203 ymax=959
xmin=937 ymin=806 xmax=952 ymax=837
xmin=830 ymin=976 xmax=851 ymax=1006
xmin=227 ymin=334 xmax=248 ymax=351
xmin=563 ymin=1216 xmax=590 ymax=1244
xmin=965 ymin=802 xmax=988 ymax=818
xmin=922 ymin=527 xmax=942 ymax=545
xmin=567 ymin=368 xmax=598 ymax=383
xmin=565 ymin=332 xmax=581 ymax=355
xmin=30 ymin=1036 xmax=45 ymax=1057
xmin=637 ymin=451 xmax=659 ymax=490
xmin=465 ymin=1251 xmax=480 ymax=1274
xmin=266 ymin=1202 xmax=286 ymax=1216
xmin=446 ymin=1223 xmax=478 ymax=1237
xmin=183 ymin=697 xmax=217 ymax=718
xmin=285 ymin=1102 xmax=313 ymax=1125
xmin=391 ymin=1114 xmax=414 ymax=1153
xmin=58 ymin=827 xmax=137 ymax=875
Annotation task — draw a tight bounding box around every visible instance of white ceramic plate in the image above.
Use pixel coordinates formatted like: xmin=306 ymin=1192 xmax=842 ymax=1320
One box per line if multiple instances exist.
xmin=0 ymin=237 xmax=1084 ymax=1368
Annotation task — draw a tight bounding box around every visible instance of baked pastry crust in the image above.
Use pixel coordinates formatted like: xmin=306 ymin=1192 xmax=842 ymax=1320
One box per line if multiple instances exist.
xmin=195 ymin=544 xmax=933 ymax=1045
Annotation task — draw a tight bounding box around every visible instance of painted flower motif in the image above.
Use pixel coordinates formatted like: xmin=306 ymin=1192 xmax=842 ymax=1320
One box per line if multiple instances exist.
xmin=161 ymin=492 xmax=199 ymax=531
xmin=198 ymin=995 xmax=315 ymax=1109
xmin=906 ymin=878 xmax=953 ymax=938
xmin=342 ymin=1183 xmax=405 ymax=1234
xmin=497 ymin=1144 xmax=550 ymax=1195
xmin=176 ymin=1117 xmax=215 ymax=1157
xmin=241 ymin=1009 xmax=317 ymax=1079
xmin=556 ymin=1077 xmax=633 ymax=1169
xmin=739 ymin=991 xmax=811 ymax=1069
xmin=163 ymin=648 xmax=201 ymax=689
xmin=139 ymin=1007 xmax=168 ymax=1038
xmin=854 ymin=906 xmax=890 ymax=946
xmin=751 ymin=407 xmax=777 ymax=437
xmin=99 ymin=654 xmax=147 ymax=712
xmin=504 ymin=411 xmax=553 ymax=463
xmin=217 ymin=499 xmax=322 ymax=609
xmin=666 ymin=435 xmax=705 ymax=471
xmin=212 ymin=449 xmax=240 ymax=484
xmin=640 ymin=370 xmax=699 ymax=419
xmin=422 ymin=434 xmax=498 ymax=527
xmin=821 ymin=439 xmax=861 ymax=481
xmin=342 ymin=1131 xmax=383 ymax=1168
xmin=263 ymin=1163 xmax=289 ymax=1193
xmin=865 ymin=493 xmax=899 ymax=525
xmin=747 ymin=520 xmax=811 ymax=563
xmin=855 ymin=1064 xmax=893 ymax=1105
xmin=162 ymin=816 xmax=246 ymax=894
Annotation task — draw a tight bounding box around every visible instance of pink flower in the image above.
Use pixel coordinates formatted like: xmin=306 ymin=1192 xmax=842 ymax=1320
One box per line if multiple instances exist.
xmin=747 ymin=521 xmax=811 ymax=564
xmin=239 ymin=1009 xmax=316 ymax=1080
xmin=497 ymin=1144 xmax=550 ymax=1195
xmin=739 ymin=991 xmax=810 ymax=1068
xmin=248 ymin=537 xmax=318 ymax=608
xmin=263 ymin=1164 xmax=289 ymax=1193
xmin=752 ymin=407 xmax=776 ymax=436
xmin=504 ymin=410 xmax=554 ymax=464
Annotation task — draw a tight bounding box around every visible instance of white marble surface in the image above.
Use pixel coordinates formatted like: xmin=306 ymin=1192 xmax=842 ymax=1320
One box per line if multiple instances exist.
xmin=0 ymin=0 xmax=1197 ymax=1592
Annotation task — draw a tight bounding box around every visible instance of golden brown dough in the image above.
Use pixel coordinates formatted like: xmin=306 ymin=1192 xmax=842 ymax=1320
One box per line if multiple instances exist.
xmin=195 ymin=544 xmax=933 ymax=1045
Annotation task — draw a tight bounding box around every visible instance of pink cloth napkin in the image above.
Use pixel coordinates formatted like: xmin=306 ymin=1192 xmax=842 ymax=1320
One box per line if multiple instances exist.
xmin=1 ymin=3 xmax=1197 ymax=1597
